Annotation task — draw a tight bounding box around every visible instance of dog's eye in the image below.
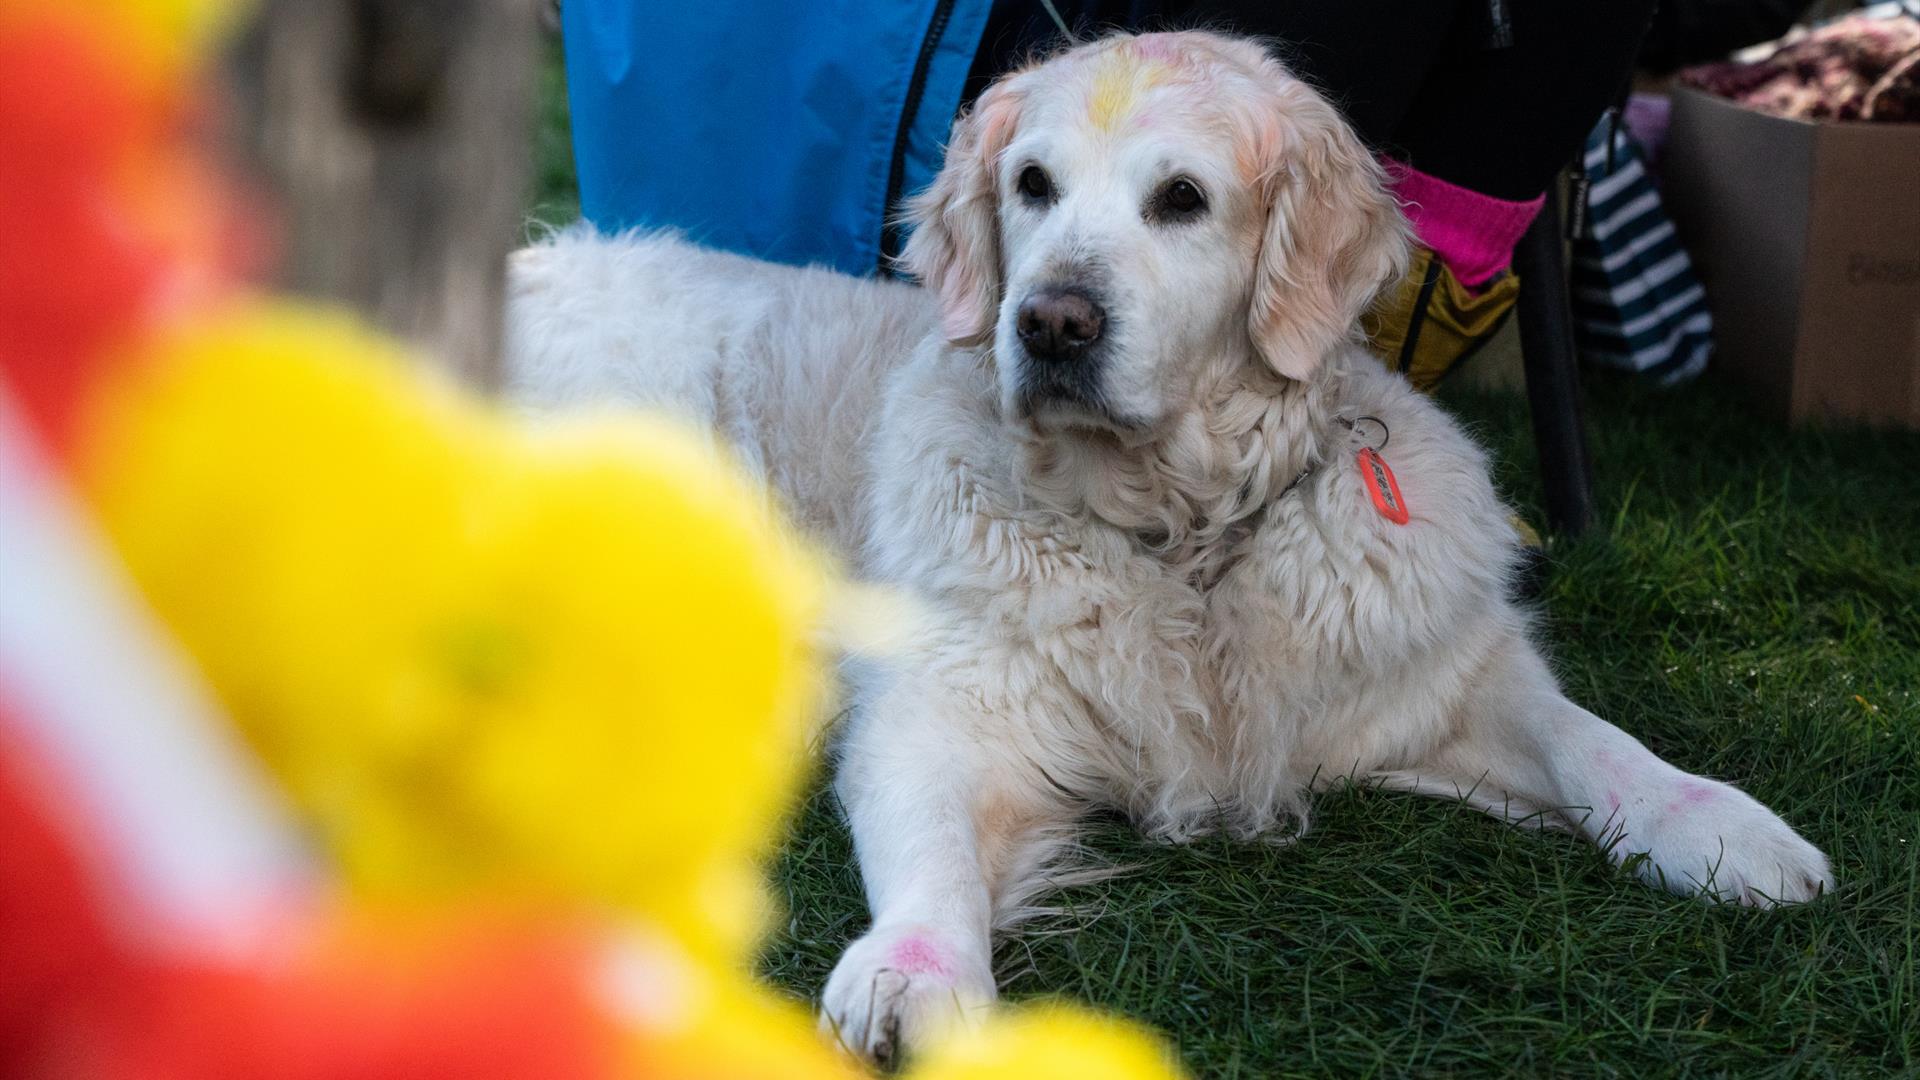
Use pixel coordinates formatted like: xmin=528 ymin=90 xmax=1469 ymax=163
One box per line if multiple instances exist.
xmin=1017 ymin=165 xmax=1054 ymax=204
xmin=1147 ymin=177 xmax=1207 ymax=223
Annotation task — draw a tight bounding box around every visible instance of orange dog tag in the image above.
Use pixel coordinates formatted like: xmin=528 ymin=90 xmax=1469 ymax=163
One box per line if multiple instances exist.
xmin=1357 ymin=447 xmax=1408 ymax=525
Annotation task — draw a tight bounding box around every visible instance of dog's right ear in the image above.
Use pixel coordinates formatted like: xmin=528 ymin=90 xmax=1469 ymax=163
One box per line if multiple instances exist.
xmin=899 ymin=82 xmax=1023 ymax=346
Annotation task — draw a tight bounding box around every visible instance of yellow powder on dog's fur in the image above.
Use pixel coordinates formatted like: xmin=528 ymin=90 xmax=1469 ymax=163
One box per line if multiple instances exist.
xmin=1087 ymin=48 xmax=1173 ymax=132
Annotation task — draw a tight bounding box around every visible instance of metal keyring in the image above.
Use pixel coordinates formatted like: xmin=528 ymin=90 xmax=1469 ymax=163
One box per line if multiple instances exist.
xmin=1346 ymin=415 xmax=1390 ymax=453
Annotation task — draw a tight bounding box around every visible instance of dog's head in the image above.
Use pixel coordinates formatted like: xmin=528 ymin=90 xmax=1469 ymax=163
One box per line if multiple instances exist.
xmin=902 ymin=31 xmax=1408 ymax=433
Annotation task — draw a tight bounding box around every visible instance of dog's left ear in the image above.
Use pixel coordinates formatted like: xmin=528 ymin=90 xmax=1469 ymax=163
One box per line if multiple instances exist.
xmin=899 ymin=81 xmax=1024 ymax=347
xmin=1245 ymin=83 xmax=1411 ymax=383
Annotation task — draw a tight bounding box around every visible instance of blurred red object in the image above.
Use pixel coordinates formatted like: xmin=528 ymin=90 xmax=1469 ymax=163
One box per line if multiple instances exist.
xmin=0 ymin=15 xmax=257 ymax=460
xmin=0 ymin=691 xmax=625 ymax=1080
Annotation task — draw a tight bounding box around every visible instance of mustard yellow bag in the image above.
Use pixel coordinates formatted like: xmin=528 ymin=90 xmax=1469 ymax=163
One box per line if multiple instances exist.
xmin=1363 ymin=245 xmax=1520 ymax=393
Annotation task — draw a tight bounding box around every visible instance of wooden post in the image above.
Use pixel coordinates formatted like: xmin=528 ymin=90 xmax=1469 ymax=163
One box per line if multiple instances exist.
xmin=225 ymin=0 xmax=538 ymax=391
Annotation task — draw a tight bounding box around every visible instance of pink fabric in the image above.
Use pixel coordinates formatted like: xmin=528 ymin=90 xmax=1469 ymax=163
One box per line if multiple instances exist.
xmin=1383 ymin=160 xmax=1544 ymax=289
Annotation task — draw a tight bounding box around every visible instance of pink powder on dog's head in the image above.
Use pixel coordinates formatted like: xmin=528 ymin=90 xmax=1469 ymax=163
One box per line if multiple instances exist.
xmin=887 ymin=935 xmax=951 ymax=978
xmin=1133 ymin=35 xmax=1180 ymax=62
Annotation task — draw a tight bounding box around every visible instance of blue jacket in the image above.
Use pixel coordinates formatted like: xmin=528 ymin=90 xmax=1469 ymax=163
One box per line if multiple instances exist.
xmin=561 ymin=0 xmax=995 ymax=276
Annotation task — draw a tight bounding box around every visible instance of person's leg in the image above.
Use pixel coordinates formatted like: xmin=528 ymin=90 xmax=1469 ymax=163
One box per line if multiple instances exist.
xmin=1378 ymin=0 xmax=1657 ymax=297
xmin=1394 ymin=0 xmax=1658 ymax=201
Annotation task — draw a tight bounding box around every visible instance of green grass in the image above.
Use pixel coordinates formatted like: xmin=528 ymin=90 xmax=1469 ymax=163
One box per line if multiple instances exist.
xmin=531 ymin=51 xmax=1920 ymax=1078
xmin=526 ymin=37 xmax=580 ymax=231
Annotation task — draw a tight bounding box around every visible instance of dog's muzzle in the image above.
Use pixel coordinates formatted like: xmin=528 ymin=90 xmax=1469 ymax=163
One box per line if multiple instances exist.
xmin=1012 ymin=283 xmax=1117 ymax=421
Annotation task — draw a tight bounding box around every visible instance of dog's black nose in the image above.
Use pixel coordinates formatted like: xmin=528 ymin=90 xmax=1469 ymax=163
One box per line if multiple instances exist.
xmin=1016 ymin=287 xmax=1104 ymax=362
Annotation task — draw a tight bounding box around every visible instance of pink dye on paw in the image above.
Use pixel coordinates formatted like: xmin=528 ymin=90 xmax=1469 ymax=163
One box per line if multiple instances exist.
xmin=1664 ymin=780 xmax=1716 ymax=815
xmin=887 ymin=935 xmax=951 ymax=978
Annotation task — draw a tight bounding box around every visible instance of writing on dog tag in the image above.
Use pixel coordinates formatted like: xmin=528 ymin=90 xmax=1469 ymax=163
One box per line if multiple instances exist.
xmin=1357 ymin=447 xmax=1408 ymax=525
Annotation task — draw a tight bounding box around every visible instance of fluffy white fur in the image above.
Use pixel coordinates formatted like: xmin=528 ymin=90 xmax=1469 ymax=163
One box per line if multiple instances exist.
xmin=506 ymin=31 xmax=1832 ymax=1068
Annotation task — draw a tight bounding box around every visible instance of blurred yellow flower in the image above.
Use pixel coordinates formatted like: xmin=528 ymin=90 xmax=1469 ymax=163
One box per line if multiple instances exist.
xmin=82 ymin=301 xmax=829 ymax=965
xmin=913 ymin=1005 xmax=1184 ymax=1080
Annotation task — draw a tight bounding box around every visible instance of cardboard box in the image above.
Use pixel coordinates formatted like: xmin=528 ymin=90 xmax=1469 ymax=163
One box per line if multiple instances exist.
xmin=1663 ymin=85 xmax=1920 ymax=427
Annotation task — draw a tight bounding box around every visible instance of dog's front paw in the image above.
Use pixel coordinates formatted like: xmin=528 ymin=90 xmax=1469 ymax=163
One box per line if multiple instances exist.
xmin=1616 ymin=775 xmax=1833 ymax=907
xmin=818 ymin=924 xmax=994 ymax=1068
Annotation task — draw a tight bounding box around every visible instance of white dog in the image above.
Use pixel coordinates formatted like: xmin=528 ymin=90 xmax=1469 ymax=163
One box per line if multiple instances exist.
xmin=507 ymin=30 xmax=1832 ymax=1067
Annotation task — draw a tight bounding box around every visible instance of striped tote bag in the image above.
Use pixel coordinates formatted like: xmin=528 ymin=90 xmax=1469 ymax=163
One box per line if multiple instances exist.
xmin=1570 ymin=120 xmax=1714 ymax=384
